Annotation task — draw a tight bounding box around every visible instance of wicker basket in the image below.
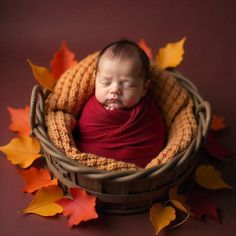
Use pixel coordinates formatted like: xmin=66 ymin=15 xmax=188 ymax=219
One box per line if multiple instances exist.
xmin=30 ymin=66 xmax=211 ymax=215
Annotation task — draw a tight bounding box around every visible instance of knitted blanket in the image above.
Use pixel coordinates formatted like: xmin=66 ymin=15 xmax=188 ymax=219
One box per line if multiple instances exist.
xmin=45 ymin=52 xmax=197 ymax=171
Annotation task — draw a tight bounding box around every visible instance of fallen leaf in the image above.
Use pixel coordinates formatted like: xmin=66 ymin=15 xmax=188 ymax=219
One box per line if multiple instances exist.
xmin=23 ymin=186 xmax=63 ymax=216
xmin=155 ymin=37 xmax=186 ymax=69
xmin=57 ymin=188 xmax=98 ymax=227
xmin=50 ymin=41 xmax=78 ymax=80
xmin=195 ymin=165 xmax=232 ymax=190
xmin=204 ymin=132 xmax=234 ymax=160
xmin=150 ymin=203 xmax=176 ymax=235
xmin=138 ymin=39 xmax=153 ymax=59
xmin=28 ymin=60 xmax=56 ymax=91
xmin=187 ymin=188 xmax=220 ymax=223
xmin=168 ymin=186 xmax=191 ymax=213
xmin=210 ymin=115 xmax=226 ymax=131
xmin=0 ymin=136 xmax=41 ymax=168
xmin=19 ymin=167 xmax=58 ymax=193
xmin=7 ymin=105 xmax=30 ymax=136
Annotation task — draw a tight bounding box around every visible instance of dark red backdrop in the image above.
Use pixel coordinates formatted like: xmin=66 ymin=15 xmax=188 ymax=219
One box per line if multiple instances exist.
xmin=0 ymin=0 xmax=236 ymax=235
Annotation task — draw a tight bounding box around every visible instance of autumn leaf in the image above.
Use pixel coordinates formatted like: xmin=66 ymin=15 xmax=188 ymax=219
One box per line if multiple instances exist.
xmin=50 ymin=41 xmax=78 ymax=80
xmin=19 ymin=167 xmax=58 ymax=193
xmin=57 ymin=188 xmax=98 ymax=227
xmin=169 ymin=187 xmax=191 ymax=213
xmin=150 ymin=203 xmax=176 ymax=235
xmin=28 ymin=60 xmax=56 ymax=91
xmin=155 ymin=37 xmax=186 ymax=69
xmin=0 ymin=136 xmax=41 ymax=168
xmin=204 ymin=133 xmax=233 ymax=160
xmin=195 ymin=165 xmax=232 ymax=190
xmin=138 ymin=39 xmax=153 ymax=59
xmin=7 ymin=105 xmax=30 ymax=137
xmin=23 ymin=186 xmax=63 ymax=216
xmin=210 ymin=115 xmax=226 ymax=131
xmin=187 ymin=188 xmax=220 ymax=223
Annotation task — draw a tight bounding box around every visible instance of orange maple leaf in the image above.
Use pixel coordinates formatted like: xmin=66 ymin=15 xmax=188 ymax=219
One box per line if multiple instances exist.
xmin=28 ymin=60 xmax=56 ymax=91
xmin=0 ymin=136 xmax=41 ymax=168
xmin=210 ymin=115 xmax=226 ymax=131
xmin=50 ymin=41 xmax=78 ymax=80
xmin=57 ymin=188 xmax=98 ymax=227
xmin=7 ymin=105 xmax=30 ymax=136
xmin=19 ymin=167 xmax=58 ymax=193
xmin=138 ymin=39 xmax=153 ymax=59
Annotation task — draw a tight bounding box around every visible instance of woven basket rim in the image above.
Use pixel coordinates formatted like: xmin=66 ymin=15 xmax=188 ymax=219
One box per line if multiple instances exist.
xmin=30 ymin=69 xmax=211 ymax=182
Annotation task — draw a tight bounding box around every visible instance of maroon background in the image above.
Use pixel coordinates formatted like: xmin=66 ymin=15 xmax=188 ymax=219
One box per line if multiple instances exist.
xmin=0 ymin=0 xmax=236 ymax=235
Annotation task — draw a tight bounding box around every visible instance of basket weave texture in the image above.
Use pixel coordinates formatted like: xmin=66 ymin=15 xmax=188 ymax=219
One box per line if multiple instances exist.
xmin=30 ymin=52 xmax=211 ymax=214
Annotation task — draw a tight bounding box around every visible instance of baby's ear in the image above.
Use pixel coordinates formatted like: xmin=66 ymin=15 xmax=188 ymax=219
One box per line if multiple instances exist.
xmin=143 ymin=79 xmax=151 ymax=96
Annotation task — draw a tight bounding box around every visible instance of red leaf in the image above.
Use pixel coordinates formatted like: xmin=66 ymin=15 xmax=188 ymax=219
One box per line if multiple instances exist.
xmin=138 ymin=39 xmax=153 ymax=59
xmin=187 ymin=189 xmax=220 ymax=224
xmin=204 ymin=132 xmax=234 ymax=160
xmin=57 ymin=188 xmax=98 ymax=227
xmin=50 ymin=41 xmax=78 ymax=80
xmin=210 ymin=115 xmax=226 ymax=131
xmin=7 ymin=105 xmax=30 ymax=136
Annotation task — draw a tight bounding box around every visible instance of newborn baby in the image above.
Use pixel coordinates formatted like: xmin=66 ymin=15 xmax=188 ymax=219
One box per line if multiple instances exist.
xmin=75 ymin=40 xmax=166 ymax=168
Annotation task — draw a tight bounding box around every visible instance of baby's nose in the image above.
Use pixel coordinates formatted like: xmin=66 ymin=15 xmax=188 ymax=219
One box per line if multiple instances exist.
xmin=110 ymin=83 xmax=122 ymax=94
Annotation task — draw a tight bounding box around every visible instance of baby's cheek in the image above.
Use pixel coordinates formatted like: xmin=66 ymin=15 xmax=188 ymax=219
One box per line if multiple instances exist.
xmin=125 ymin=96 xmax=139 ymax=107
xmin=95 ymin=88 xmax=107 ymax=104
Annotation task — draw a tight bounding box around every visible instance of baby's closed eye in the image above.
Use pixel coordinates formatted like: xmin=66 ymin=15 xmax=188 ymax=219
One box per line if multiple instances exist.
xmin=122 ymin=81 xmax=137 ymax=88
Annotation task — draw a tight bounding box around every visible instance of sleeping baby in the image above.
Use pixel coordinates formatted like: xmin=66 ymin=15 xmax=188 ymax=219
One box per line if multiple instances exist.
xmin=75 ymin=39 xmax=166 ymax=168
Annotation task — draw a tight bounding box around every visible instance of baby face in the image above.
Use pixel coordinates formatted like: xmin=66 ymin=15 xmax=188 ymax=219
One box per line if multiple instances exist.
xmin=95 ymin=56 xmax=150 ymax=110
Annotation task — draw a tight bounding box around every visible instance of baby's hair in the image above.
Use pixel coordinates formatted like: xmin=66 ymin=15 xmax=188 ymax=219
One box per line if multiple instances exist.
xmin=96 ymin=39 xmax=150 ymax=81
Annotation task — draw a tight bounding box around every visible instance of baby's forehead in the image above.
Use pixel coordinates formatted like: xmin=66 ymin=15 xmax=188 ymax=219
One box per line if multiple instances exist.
xmin=99 ymin=48 xmax=142 ymax=69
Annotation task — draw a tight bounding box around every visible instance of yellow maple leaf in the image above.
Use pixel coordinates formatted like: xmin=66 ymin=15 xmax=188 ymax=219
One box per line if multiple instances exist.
xmin=155 ymin=37 xmax=186 ymax=69
xmin=150 ymin=203 xmax=176 ymax=235
xmin=0 ymin=136 xmax=41 ymax=168
xmin=195 ymin=165 xmax=232 ymax=190
xmin=23 ymin=186 xmax=63 ymax=216
xmin=28 ymin=60 xmax=56 ymax=91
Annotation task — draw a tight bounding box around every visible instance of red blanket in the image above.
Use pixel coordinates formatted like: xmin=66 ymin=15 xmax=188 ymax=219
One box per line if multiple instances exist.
xmin=75 ymin=95 xmax=166 ymax=167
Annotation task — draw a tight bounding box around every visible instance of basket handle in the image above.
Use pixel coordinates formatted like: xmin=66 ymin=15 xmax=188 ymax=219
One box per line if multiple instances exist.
xmin=30 ymin=85 xmax=45 ymax=136
xmin=195 ymin=100 xmax=212 ymax=138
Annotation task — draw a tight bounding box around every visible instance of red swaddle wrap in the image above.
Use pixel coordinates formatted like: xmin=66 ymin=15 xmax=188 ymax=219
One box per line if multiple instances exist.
xmin=75 ymin=95 xmax=166 ymax=167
